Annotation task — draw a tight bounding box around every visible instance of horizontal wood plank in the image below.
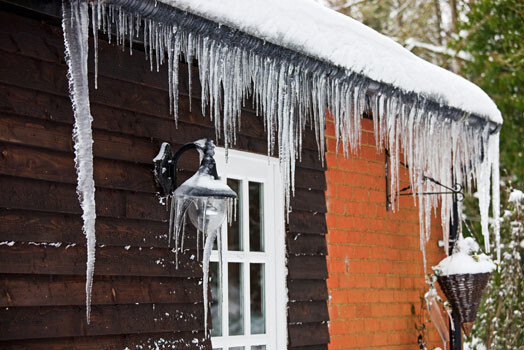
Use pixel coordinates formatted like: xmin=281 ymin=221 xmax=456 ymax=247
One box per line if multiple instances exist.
xmin=287 ymin=280 xmax=329 ymax=302
xmin=288 ymin=301 xmax=329 ymax=324
xmin=0 ymin=331 xmax=209 ymax=350
xmin=0 ymin=245 xmax=201 ymax=278
xmin=0 ymin=175 xmax=168 ymax=221
xmin=291 ymin=188 xmax=327 ymax=213
xmin=287 ymin=255 xmax=328 ymax=280
xmin=290 ymin=346 xmax=328 ymax=350
xmin=0 ymin=303 xmax=204 ymax=340
xmin=294 ymin=166 xmax=327 ymax=191
xmin=0 ymin=208 xmax=174 ymax=248
xmin=288 ymin=323 xmax=330 ymax=348
xmin=0 ymin=141 xmax=158 ymax=193
xmin=287 ymin=233 xmax=328 ymax=255
xmin=288 ymin=210 xmax=328 ymax=235
xmin=0 ymin=274 xmax=202 ymax=307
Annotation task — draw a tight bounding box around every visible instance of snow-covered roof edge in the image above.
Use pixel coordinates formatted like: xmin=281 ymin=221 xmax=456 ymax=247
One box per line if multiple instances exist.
xmin=62 ymin=0 xmax=502 ymax=324
xmin=96 ymin=0 xmax=502 ymax=264
xmin=158 ymin=0 xmax=502 ymax=125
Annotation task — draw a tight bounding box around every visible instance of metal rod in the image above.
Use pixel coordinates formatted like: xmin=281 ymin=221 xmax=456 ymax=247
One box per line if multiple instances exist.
xmin=385 ymin=149 xmax=465 ymax=208
xmin=449 ymin=193 xmax=462 ymax=350
xmin=171 ymin=143 xmax=198 ymax=189
xmin=396 ymin=191 xmax=465 ymax=201
xmin=385 ymin=149 xmax=390 ymax=211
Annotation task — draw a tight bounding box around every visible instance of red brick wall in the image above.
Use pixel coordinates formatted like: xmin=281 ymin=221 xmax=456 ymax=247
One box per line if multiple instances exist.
xmin=325 ymin=117 xmax=447 ymax=349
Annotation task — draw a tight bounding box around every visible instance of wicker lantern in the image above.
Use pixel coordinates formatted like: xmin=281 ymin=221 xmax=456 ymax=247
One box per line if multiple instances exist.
xmin=437 ymin=272 xmax=491 ymax=336
xmin=433 ymin=236 xmax=495 ymax=336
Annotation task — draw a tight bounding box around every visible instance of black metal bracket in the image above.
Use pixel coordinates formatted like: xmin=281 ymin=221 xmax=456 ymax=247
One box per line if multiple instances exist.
xmin=153 ymin=139 xmax=218 ymax=198
xmin=385 ymin=149 xmax=464 ymax=211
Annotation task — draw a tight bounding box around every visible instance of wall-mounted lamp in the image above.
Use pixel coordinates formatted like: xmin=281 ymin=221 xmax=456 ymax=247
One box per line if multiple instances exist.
xmin=154 ymin=138 xmax=236 ymax=333
xmin=153 ymin=138 xmax=237 ymax=242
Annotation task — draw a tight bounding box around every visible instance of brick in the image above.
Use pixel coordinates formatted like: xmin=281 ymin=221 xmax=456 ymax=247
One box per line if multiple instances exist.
xmin=327 ymin=229 xmax=348 ymax=244
xmin=327 ymin=169 xmax=347 ymax=185
xmin=363 ymin=318 xmax=379 ymax=332
xmin=327 ymin=199 xmax=346 ymax=215
xmin=325 ymin=121 xmax=446 ymax=349
xmin=327 ymin=274 xmax=339 ymax=289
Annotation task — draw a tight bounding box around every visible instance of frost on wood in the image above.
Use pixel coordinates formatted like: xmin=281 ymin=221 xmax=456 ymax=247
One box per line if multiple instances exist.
xmin=63 ymin=0 xmax=502 ymax=325
xmin=62 ymin=0 xmax=96 ymax=323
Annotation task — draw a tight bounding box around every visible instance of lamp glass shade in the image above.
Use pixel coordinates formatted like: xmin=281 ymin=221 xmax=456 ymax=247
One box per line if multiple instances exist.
xmin=187 ymin=197 xmax=228 ymax=235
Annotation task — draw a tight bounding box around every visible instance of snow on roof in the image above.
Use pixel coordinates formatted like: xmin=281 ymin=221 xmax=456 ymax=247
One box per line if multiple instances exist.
xmin=159 ymin=0 xmax=502 ymax=124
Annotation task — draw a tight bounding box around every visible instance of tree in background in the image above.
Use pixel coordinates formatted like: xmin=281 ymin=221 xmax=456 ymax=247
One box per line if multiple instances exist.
xmin=321 ymin=0 xmax=524 ymax=348
xmin=451 ymin=1 xmax=523 ymax=348
xmin=469 ymin=186 xmax=523 ymax=349
xmin=320 ymin=0 xmax=464 ymax=71
xmin=453 ymin=0 xmax=524 ymax=188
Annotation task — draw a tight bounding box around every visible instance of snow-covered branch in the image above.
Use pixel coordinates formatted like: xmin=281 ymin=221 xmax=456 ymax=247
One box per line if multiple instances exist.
xmin=404 ymin=37 xmax=471 ymax=61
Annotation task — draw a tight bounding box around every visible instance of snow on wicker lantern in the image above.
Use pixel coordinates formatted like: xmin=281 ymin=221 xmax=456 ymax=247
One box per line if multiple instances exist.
xmin=433 ymin=236 xmax=495 ymax=336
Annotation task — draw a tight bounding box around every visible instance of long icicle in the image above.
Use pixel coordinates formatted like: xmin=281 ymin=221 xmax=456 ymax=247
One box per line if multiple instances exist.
xmin=62 ymin=0 xmax=97 ymax=323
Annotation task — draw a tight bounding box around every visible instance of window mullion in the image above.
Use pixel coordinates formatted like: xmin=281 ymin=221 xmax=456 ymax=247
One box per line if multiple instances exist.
xmin=244 ymin=256 xmax=251 ymax=338
xmin=221 ymin=223 xmax=229 ymax=337
xmin=242 ymin=179 xmax=250 ymax=254
xmin=242 ymin=179 xmax=251 ymax=337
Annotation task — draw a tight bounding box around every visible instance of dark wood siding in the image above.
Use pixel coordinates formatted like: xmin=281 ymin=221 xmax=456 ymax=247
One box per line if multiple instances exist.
xmin=0 ymin=3 xmax=329 ymax=348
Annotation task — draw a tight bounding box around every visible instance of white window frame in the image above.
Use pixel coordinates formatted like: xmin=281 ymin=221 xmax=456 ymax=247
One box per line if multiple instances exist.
xmin=210 ymin=147 xmax=287 ymax=350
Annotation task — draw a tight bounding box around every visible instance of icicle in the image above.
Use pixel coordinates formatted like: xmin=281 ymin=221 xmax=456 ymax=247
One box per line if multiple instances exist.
xmin=180 ymin=213 xmax=187 ymax=252
xmin=81 ymin=0 xmax=500 ymax=280
xmin=202 ymin=227 xmax=218 ymax=335
xmin=171 ymin=31 xmax=181 ymax=123
xmin=477 ymin=126 xmax=492 ymax=253
xmin=168 ymin=194 xmax=175 ymax=246
xmin=62 ymin=0 xmax=96 ymax=324
xmin=187 ymin=32 xmax=193 ymax=111
xmin=490 ymin=132 xmax=501 ymax=262
xmin=90 ymin=3 xmax=99 ymax=89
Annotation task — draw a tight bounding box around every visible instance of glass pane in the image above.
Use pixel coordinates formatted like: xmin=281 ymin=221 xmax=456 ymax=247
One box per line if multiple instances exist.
xmin=250 ymin=263 xmax=265 ymax=334
xmin=249 ymin=182 xmax=264 ymax=252
xmin=228 ymin=263 xmax=244 ymax=335
xmin=210 ymin=262 xmax=222 ymax=336
xmin=227 ymin=179 xmax=242 ymax=251
xmin=251 ymin=346 xmax=266 ymax=350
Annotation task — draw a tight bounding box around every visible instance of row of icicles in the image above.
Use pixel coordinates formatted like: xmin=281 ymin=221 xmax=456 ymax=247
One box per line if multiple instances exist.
xmin=62 ymin=0 xmax=500 ymax=325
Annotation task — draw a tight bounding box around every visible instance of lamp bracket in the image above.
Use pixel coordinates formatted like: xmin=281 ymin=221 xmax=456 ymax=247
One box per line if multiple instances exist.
xmin=153 ymin=139 xmax=217 ymax=198
xmin=385 ymin=148 xmax=464 ymax=211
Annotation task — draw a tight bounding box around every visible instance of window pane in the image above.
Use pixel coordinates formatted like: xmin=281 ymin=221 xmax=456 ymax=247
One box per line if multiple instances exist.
xmin=250 ymin=263 xmax=265 ymax=334
xmin=227 ymin=179 xmax=242 ymax=251
xmin=249 ymin=182 xmax=264 ymax=252
xmin=229 ymin=347 xmax=245 ymax=350
xmin=228 ymin=263 xmax=244 ymax=335
xmin=251 ymin=346 xmax=266 ymax=350
xmin=210 ymin=262 xmax=222 ymax=337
